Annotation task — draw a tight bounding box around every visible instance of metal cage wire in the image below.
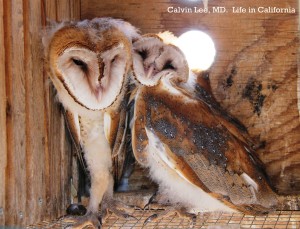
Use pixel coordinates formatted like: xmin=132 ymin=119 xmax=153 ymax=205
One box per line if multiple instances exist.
xmin=27 ymin=210 xmax=300 ymax=229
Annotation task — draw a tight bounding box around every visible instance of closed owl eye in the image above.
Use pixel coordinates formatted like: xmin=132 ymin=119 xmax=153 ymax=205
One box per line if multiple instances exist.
xmin=138 ymin=49 xmax=148 ymax=60
xmin=111 ymin=55 xmax=119 ymax=64
xmin=72 ymin=58 xmax=88 ymax=71
xmin=162 ymin=60 xmax=176 ymax=70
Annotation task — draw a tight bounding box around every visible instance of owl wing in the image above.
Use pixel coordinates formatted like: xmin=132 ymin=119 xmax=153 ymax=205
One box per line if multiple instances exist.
xmin=64 ymin=109 xmax=81 ymax=146
xmin=104 ymin=85 xmax=131 ymax=184
xmin=179 ymin=72 xmax=256 ymax=149
xmin=132 ymin=83 xmax=279 ymax=214
xmin=63 ymin=98 xmax=128 ymax=187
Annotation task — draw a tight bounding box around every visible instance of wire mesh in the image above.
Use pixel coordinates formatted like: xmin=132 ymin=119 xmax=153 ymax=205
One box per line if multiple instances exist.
xmin=26 ymin=210 xmax=300 ymax=229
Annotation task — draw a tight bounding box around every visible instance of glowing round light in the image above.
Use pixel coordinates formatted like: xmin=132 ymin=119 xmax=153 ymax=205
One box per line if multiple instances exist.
xmin=174 ymin=30 xmax=216 ymax=70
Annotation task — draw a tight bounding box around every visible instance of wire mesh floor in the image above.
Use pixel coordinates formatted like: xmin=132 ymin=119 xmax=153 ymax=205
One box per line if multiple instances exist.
xmin=27 ymin=210 xmax=300 ymax=229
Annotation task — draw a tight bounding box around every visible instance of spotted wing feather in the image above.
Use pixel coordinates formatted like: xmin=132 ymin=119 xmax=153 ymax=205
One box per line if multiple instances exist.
xmin=132 ymin=82 xmax=279 ymax=214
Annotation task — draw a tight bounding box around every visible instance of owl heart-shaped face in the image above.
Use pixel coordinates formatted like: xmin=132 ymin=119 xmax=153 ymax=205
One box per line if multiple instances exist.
xmin=49 ymin=25 xmax=132 ymax=111
xmin=132 ymin=35 xmax=189 ymax=86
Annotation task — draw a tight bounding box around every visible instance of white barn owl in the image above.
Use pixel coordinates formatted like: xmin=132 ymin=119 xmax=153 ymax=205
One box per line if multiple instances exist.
xmin=130 ymin=34 xmax=280 ymax=223
xmin=43 ymin=18 xmax=139 ymax=228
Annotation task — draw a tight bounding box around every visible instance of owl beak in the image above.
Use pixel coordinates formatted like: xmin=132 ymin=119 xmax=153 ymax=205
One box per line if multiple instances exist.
xmin=98 ymin=61 xmax=105 ymax=82
xmin=87 ymin=75 xmax=102 ymax=99
xmin=146 ymin=64 xmax=156 ymax=78
xmin=94 ymin=87 xmax=102 ymax=100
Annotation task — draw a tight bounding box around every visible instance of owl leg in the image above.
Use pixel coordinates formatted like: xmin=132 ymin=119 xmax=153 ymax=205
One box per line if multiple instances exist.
xmin=65 ymin=138 xmax=113 ymax=228
xmin=64 ymin=173 xmax=111 ymax=229
xmin=64 ymin=171 xmax=111 ymax=229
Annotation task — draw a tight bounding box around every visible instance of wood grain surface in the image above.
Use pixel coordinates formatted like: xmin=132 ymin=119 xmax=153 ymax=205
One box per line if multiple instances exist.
xmin=0 ymin=0 xmax=6 ymax=225
xmin=81 ymin=0 xmax=300 ymax=194
xmin=0 ymin=0 xmax=80 ymax=226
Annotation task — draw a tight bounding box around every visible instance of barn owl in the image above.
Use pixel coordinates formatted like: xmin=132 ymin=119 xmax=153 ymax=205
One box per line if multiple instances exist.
xmin=130 ymin=34 xmax=280 ymax=222
xmin=43 ymin=18 xmax=139 ymax=228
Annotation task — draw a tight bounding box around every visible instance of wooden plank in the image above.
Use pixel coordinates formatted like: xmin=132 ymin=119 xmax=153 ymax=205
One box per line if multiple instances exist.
xmin=60 ymin=120 xmax=73 ymax=216
xmin=56 ymin=0 xmax=71 ymax=21
xmin=43 ymin=0 xmax=58 ymax=221
xmin=0 ymin=0 xmax=7 ymax=225
xmin=80 ymin=0 xmax=300 ymax=194
xmin=45 ymin=0 xmax=57 ymax=21
xmin=0 ymin=0 xmax=80 ymax=225
xmin=24 ymin=0 xmax=46 ymax=225
xmin=42 ymin=0 xmax=81 ymax=220
xmin=70 ymin=0 xmax=81 ymax=20
xmin=4 ymin=0 xmax=27 ymax=226
xmin=54 ymin=0 xmax=72 ymax=212
xmin=55 ymin=1 xmax=80 ymax=217
xmin=47 ymin=91 xmax=64 ymax=220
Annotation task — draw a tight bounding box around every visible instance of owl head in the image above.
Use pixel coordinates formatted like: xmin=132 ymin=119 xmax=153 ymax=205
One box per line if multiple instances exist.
xmin=44 ymin=18 xmax=140 ymax=114
xmin=132 ymin=34 xmax=189 ymax=87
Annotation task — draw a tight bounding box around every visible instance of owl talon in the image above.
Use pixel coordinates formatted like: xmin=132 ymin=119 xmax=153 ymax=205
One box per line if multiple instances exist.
xmin=101 ymin=198 xmax=137 ymax=222
xmin=143 ymin=191 xmax=158 ymax=210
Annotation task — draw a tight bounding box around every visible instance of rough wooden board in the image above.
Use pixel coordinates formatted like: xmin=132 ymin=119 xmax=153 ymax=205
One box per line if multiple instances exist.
xmin=44 ymin=0 xmax=57 ymax=21
xmin=55 ymin=0 xmax=79 ymax=219
xmin=43 ymin=0 xmax=59 ymax=222
xmin=56 ymin=0 xmax=71 ymax=21
xmin=70 ymin=0 xmax=81 ymax=20
xmin=0 ymin=0 xmax=7 ymax=225
xmin=42 ymin=0 xmax=80 ymax=222
xmin=81 ymin=0 xmax=300 ymax=194
xmin=0 ymin=0 xmax=80 ymax=225
xmin=24 ymin=0 xmax=47 ymax=225
xmin=4 ymin=0 xmax=27 ymax=225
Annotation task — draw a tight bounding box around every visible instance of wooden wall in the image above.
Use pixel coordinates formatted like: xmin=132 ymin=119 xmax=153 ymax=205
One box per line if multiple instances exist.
xmin=0 ymin=0 xmax=80 ymax=226
xmin=81 ymin=0 xmax=300 ymax=194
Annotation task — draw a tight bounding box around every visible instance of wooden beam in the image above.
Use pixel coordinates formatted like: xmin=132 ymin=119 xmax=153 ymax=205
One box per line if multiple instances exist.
xmin=0 ymin=0 xmax=7 ymax=225
xmin=24 ymin=0 xmax=46 ymax=225
xmin=4 ymin=0 xmax=27 ymax=225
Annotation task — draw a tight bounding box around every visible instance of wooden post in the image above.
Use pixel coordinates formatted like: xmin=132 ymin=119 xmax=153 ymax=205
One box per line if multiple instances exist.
xmin=0 ymin=0 xmax=7 ymax=225
xmin=4 ymin=0 xmax=27 ymax=225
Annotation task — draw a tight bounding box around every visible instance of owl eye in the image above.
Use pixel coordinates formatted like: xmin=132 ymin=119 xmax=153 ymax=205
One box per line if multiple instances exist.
xmin=111 ymin=55 xmax=119 ymax=64
xmin=162 ymin=60 xmax=176 ymax=70
xmin=138 ymin=49 xmax=148 ymax=60
xmin=72 ymin=58 xmax=88 ymax=71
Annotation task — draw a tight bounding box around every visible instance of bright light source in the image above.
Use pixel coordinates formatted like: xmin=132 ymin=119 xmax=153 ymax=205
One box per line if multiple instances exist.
xmin=174 ymin=30 xmax=216 ymax=70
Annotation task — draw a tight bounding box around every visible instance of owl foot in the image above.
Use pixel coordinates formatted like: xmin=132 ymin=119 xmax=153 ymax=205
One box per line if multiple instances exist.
xmin=101 ymin=198 xmax=137 ymax=222
xmin=143 ymin=190 xmax=158 ymax=210
xmin=64 ymin=211 xmax=101 ymax=229
xmin=144 ymin=206 xmax=197 ymax=227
